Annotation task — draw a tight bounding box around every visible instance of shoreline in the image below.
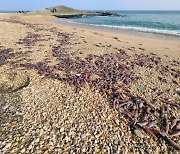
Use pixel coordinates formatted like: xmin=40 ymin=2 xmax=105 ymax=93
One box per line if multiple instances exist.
xmin=50 ymin=18 xmax=180 ymax=42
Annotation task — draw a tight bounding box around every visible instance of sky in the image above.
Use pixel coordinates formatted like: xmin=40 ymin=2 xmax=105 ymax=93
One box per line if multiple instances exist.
xmin=0 ymin=0 xmax=180 ymax=11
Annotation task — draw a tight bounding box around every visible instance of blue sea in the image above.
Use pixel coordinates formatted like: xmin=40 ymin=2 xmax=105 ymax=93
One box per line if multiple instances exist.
xmin=0 ymin=11 xmax=19 ymax=13
xmin=66 ymin=11 xmax=180 ymax=36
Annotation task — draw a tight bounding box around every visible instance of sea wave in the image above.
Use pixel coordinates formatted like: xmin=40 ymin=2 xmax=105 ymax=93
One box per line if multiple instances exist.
xmin=65 ymin=19 xmax=180 ymax=36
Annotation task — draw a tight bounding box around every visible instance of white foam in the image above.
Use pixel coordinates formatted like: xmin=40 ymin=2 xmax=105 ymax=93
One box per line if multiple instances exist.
xmin=64 ymin=19 xmax=180 ymax=36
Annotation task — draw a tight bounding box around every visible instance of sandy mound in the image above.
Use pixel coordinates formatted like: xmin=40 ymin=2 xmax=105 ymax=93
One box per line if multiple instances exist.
xmin=0 ymin=70 xmax=30 ymax=93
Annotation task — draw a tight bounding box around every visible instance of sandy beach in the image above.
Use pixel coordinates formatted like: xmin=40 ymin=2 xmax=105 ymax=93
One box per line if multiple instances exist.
xmin=51 ymin=18 xmax=180 ymax=42
xmin=0 ymin=13 xmax=180 ymax=153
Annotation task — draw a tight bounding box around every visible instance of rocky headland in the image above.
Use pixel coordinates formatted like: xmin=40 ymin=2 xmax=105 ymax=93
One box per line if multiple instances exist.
xmin=24 ymin=5 xmax=123 ymax=18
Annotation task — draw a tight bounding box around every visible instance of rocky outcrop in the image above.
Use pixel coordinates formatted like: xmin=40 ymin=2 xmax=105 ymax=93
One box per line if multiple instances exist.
xmin=95 ymin=11 xmax=123 ymax=17
xmin=25 ymin=5 xmax=123 ymax=18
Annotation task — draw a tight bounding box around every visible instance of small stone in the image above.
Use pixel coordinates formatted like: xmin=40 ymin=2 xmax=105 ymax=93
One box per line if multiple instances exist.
xmin=3 ymin=143 xmax=12 ymax=151
xmin=9 ymin=106 xmax=15 ymax=112
xmin=2 ymin=105 xmax=9 ymax=110
xmin=34 ymin=138 xmax=40 ymax=143
xmin=76 ymin=74 xmax=81 ymax=77
xmin=16 ymin=137 xmax=20 ymax=142
xmin=134 ymin=129 xmax=144 ymax=138
xmin=139 ymin=86 xmax=145 ymax=91
xmin=115 ymin=119 xmax=119 ymax=125
xmin=28 ymin=144 xmax=33 ymax=150
xmin=39 ymin=129 xmax=44 ymax=135
xmin=82 ymin=148 xmax=86 ymax=152
xmin=64 ymin=136 xmax=70 ymax=142
xmin=114 ymin=139 xmax=119 ymax=145
xmin=22 ymin=135 xmax=31 ymax=144
xmin=139 ymin=102 xmax=144 ymax=108
xmin=81 ymin=133 xmax=85 ymax=139
xmin=0 ymin=141 xmax=3 ymax=148
xmin=175 ymin=88 xmax=180 ymax=95
xmin=60 ymin=127 xmax=64 ymax=132
xmin=49 ymin=141 xmax=54 ymax=146
xmin=16 ymin=112 xmax=23 ymax=115
xmin=21 ymin=148 xmax=26 ymax=153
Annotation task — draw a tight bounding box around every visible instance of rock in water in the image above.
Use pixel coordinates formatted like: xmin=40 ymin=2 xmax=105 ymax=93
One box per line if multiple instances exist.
xmin=0 ymin=70 xmax=30 ymax=93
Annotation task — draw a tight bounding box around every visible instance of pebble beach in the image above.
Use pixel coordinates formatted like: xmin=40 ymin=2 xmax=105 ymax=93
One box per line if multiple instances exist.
xmin=0 ymin=13 xmax=180 ymax=153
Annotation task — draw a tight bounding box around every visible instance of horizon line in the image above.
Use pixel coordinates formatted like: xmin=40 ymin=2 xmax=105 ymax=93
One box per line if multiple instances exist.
xmin=0 ymin=9 xmax=180 ymax=12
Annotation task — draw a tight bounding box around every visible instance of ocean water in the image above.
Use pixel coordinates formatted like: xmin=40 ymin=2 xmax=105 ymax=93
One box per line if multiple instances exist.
xmin=66 ymin=11 xmax=180 ymax=36
xmin=0 ymin=11 xmax=19 ymax=13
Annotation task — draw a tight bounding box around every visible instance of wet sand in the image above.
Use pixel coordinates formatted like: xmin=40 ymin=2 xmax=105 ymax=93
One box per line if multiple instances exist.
xmin=51 ymin=18 xmax=180 ymax=42
xmin=0 ymin=13 xmax=180 ymax=153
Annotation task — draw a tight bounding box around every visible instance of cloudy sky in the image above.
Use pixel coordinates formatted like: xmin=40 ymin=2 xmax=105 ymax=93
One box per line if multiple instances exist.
xmin=0 ymin=0 xmax=180 ymax=11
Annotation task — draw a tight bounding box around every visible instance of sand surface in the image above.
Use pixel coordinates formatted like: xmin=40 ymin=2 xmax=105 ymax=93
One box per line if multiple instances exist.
xmin=51 ymin=18 xmax=180 ymax=42
xmin=0 ymin=13 xmax=180 ymax=153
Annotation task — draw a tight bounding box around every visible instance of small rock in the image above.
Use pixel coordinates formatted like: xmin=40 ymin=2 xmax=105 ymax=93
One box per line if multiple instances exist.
xmin=115 ymin=119 xmax=119 ymax=125
xmin=82 ymin=148 xmax=86 ymax=152
xmin=76 ymin=73 xmax=81 ymax=77
xmin=80 ymin=133 xmax=85 ymax=139
xmin=2 ymin=105 xmax=9 ymax=110
xmin=114 ymin=139 xmax=119 ymax=145
xmin=134 ymin=129 xmax=144 ymax=138
xmin=158 ymin=76 xmax=167 ymax=83
xmin=34 ymin=138 xmax=40 ymax=143
xmin=60 ymin=127 xmax=64 ymax=132
xmin=16 ymin=112 xmax=23 ymax=116
xmin=22 ymin=135 xmax=31 ymax=144
xmin=175 ymin=88 xmax=180 ymax=95
xmin=48 ymin=141 xmax=54 ymax=146
xmin=64 ymin=136 xmax=70 ymax=142
xmin=9 ymin=106 xmax=15 ymax=112
xmin=39 ymin=129 xmax=44 ymax=135
xmin=138 ymin=86 xmax=145 ymax=91
xmin=3 ymin=143 xmax=12 ymax=151
xmin=139 ymin=102 xmax=144 ymax=108
xmin=28 ymin=144 xmax=33 ymax=150
xmin=21 ymin=148 xmax=26 ymax=153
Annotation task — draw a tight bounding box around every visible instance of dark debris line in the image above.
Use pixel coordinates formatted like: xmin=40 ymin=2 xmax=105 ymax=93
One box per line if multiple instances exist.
xmin=0 ymin=18 xmax=179 ymax=150
xmin=17 ymin=33 xmax=46 ymax=46
xmin=20 ymin=46 xmax=180 ymax=150
xmin=0 ymin=48 xmax=14 ymax=66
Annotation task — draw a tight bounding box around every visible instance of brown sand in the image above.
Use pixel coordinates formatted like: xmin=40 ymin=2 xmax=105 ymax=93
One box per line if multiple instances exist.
xmin=0 ymin=13 xmax=179 ymax=153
